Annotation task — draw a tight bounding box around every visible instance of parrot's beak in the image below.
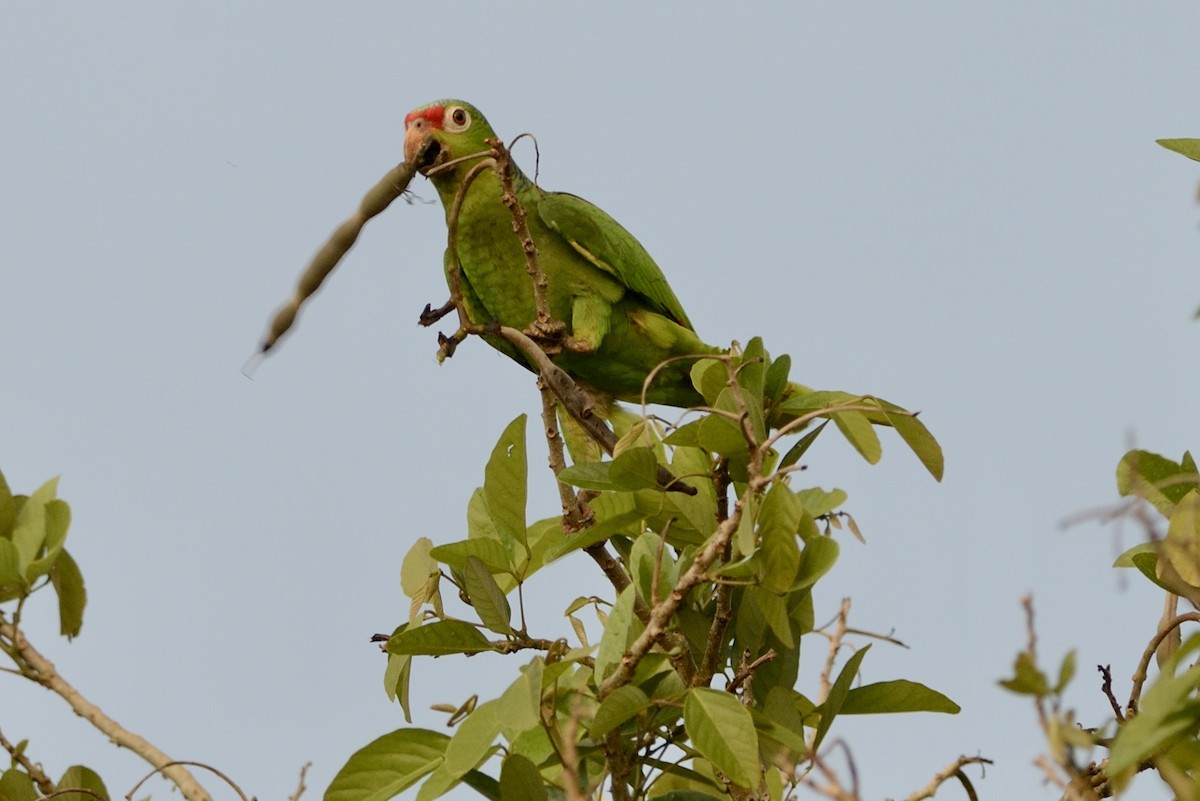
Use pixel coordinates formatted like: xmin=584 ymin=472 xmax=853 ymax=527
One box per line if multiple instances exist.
xmin=404 ymin=119 xmax=441 ymax=172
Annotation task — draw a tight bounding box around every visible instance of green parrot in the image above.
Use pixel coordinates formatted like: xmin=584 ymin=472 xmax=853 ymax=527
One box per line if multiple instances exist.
xmin=403 ymin=99 xmax=726 ymax=413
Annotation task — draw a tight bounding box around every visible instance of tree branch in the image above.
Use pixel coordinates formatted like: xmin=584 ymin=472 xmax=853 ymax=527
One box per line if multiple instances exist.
xmin=0 ymin=728 xmax=55 ymax=795
xmin=0 ymin=618 xmax=213 ymax=801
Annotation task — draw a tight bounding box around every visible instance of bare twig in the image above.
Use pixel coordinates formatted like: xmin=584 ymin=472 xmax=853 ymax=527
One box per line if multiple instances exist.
xmin=1097 ymin=665 xmax=1123 ymax=723
xmin=902 ymin=755 xmax=992 ymax=801
xmin=36 ymin=790 xmax=108 ymax=801
xmin=727 ymin=649 xmax=776 ymax=694
xmin=127 ymin=761 xmax=246 ymax=801
xmin=0 ymin=619 xmax=213 ymax=801
xmin=491 ymin=138 xmax=554 ymax=331
xmin=1127 ymin=611 xmax=1200 ymax=714
xmin=288 ymin=762 xmax=312 ymax=801
xmin=560 ymin=710 xmax=589 ymax=801
xmin=817 ymin=598 xmax=852 ymax=705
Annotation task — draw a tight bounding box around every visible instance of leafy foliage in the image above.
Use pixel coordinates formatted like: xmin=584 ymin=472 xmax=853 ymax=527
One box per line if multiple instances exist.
xmin=1002 ymin=448 xmax=1200 ymax=796
xmin=336 ymin=339 xmax=954 ymax=801
xmin=0 ymin=471 xmax=110 ymax=801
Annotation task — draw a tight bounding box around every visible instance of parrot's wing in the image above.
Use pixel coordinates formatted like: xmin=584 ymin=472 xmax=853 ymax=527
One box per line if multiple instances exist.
xmin=537 ymin=191 xmax=693 ymax=330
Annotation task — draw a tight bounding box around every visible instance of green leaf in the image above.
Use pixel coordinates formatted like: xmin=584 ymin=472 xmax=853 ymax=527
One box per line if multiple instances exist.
xmin=50 ymin=549 xmax=86 ymax=639
xmin=387 ymin=620 xmax=495 ymax=656
xmin=878 ymin=402 xmax=944 ymax=481
xmin=497 ymin=659 xmax=543 ymax=735
xmin=10 ymin=478 xmax=57 ymax=572
xmin=595 ymin=585 xmax=641 ymax=681
xmin=777 ymin=421 xmax=828 ymax=471
xmin=832 ymin=411 xmax=881 ymax=465
xmin=690 ymin=358 xmax=728 ymax=405
xmin=610 ymin=447 xmax=669 ymax=491
xmin=839 ymin=680 xmax=960 ymax=714
xmin=444 ymin=700 xmax=503 ymax=779
xmin=0 ymin=769 xmax=38 ymax=801
xmin=499 ymin=754 xmax=545 ymax=801
xmin=697 ymin=412 xmax=748 ymax=456
xmin=1164 ymin=490 xmax=1200 ymax=587
xmin=324 ymin=728 xmax=450 ymax=801
xmin=1055 ymin=650 xmax=1077 ymax=694
xmin=795 ymin=487 xmax=846 ymax=518
xmin=757 ymin=484 xmax=802 ymax=593
xmin=793 ymin=536 xmax=838 ymax=592
xmin=401 ymin=538 xmax=437 ymax=597
xmin=56 ymin=766 xmax=109 ymax=801
xmin=462 ymin=556 xmax=512 ymax=636
xmin=683 ymin=688 xmax=760 ymax=788
xmin=998 ymin=651 xmax=1050 ymax=696
xmin=430 ymin=539 xmax=513 ymax=576
xmin=460 ymin=771 xmax=501 ymax=801
xmin=1112 ymin=542 xmax=1155 ymax=569
xmin=383 ymin=650 xmax=413 ymax=719
xmin=1115 ymin=547 xmax=1179 ymax=594
xmin=0 ymin=539 xmax=23 ymax=597
xmin=1157 ymin=138 xmax=1200 ymax=162
xmin=738 ymin=337 xmax=767 ymax=400
xmin=540 ymin=509 xmax=644 ymax=563
xmin=1116 ymin=450 xmax=1199 ymax=516
xmin=467 ymin=488 xmax=500 ymax=541
xmin=630 ymin=532 xmax=672 ymax=607
xmin=748 ymin=706 xmax=808 ymax=759
xmin=652 ymin=793 xmax=726 ymax=801
xmin=764 ymin=353 xmax=791 ymax=405
xmin=414 ymin=764 xmax=458 ymax=801
xmin=812 ymin=645 xmax=869 ymax=751
xmin=591 ymin=685 xmax=651 ymax=738
xmin=485 ymin=416 xmax=528 ymax=551
xmin=26 ymin=499 xmax=70 ymax=582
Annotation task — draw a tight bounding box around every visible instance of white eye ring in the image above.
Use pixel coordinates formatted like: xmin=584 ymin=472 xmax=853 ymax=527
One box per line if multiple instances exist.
xmin=444 ymin=106 xmax=471 ymax=133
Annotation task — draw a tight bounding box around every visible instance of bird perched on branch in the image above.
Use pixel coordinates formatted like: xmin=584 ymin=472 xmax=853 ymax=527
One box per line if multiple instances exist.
xmin=404 ymin=99 xmax=724 ymax=412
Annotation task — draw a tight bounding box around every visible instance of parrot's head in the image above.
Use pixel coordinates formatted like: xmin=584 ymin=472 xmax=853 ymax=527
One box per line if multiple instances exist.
xmin=403 ymin=99 xmax=497 ymax=180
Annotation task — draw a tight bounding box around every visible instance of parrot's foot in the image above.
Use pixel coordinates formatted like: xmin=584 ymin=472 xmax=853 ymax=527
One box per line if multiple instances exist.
xmin=525 ymin=317 xmax=601 ymax=357
xmin=419 ymin=300 xmax=455 ymax=327
xmin=437 ymin=329 xmax=468 ymax=362
xmin=562 ymin=336 xmax=596 ymax=354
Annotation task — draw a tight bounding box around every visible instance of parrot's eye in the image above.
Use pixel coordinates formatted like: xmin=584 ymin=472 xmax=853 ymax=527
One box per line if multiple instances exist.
xmin=444 ymin=106 xmax=471 ymax=133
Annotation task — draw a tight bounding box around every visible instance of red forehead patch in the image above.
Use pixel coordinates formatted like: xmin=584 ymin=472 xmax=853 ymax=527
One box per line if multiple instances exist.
xmin=404 ymin=106 xmax=445 ymax=128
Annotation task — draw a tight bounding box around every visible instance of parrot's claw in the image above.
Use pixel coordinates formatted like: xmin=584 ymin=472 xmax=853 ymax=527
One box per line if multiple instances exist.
xmin=419 ymin=300 xmax=455 ymax=327
xmin=437 ymin=331 xmax=460 ymax=362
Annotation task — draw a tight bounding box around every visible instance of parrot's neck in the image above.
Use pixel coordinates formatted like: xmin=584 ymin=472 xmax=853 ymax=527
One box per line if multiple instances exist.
xmin=430 ymin=158 xmax=535 ymax=216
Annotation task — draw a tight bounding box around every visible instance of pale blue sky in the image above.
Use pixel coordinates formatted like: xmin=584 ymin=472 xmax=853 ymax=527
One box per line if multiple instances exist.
xmin=3 ymin=4 xmax=1198 ymax=800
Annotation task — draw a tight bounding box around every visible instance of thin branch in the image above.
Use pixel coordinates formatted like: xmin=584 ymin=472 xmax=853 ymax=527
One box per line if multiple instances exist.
xmin=1127 ymin=611 xmax=1200 ymax=713
xmin=0 ymin=619 xmax=213 ymax=801
xmin=491 ymin=138 xmax=555 ymax=332
xmin=560 ymin=710 xmax=589 ymax=801
xmin=1097 ymin=665 xmax=1123 ymax=723
xmin=496 ymin=325 xmax=694 ymax=495
xmin=817 ymin=598 xmax=852 ymax=705
xmin=0 ymin=728 xmax=55 ymax=795
xmin=37 ymin=790 xmax=107 ymax=801
xmin=126 ymin=761 xmax=245 ymax=801
xmin=599 ymin=462 xmax=766 ymax=698
xmin=288 ymin=762 xmax=312 ymax=801
xmin=902 ymin=755 xmax=992 ymax=801
xmin=727 ymin=649 xmax=776 ymax=694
